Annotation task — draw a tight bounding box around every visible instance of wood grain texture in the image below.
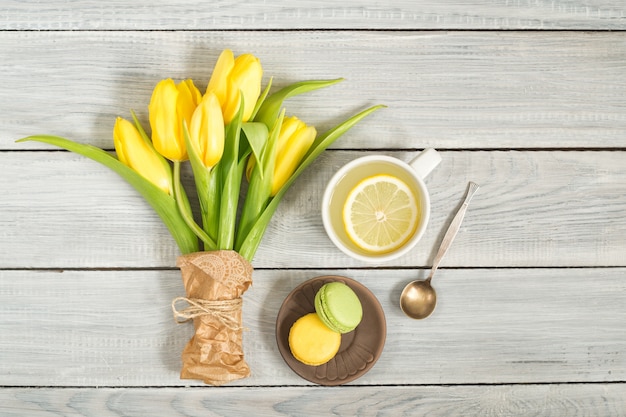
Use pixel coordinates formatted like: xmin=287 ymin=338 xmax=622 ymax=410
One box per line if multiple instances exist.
xmin=0 ymin=268 xmax=624 ymax=387
xmin=2 ymin=0 xmax=625 ymax=30
xmin=3 ymin=31 xmax=626 ymax=151
xmin=3 ymin=1 xmax=626 ymax=413
xmin=2 ymin=151 xmax=625 ymax=269
xmin=1 ymin=384 xmax=625 ymax=416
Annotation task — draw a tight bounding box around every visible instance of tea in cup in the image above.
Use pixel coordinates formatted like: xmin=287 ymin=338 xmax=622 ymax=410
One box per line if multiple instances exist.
xmin=321 ymin=148 xmax=441 ymax=263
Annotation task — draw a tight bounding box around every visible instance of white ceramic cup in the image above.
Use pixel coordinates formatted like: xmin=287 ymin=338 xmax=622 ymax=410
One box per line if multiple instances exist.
xmin=321 ymin=148 xmax=441 ymax=263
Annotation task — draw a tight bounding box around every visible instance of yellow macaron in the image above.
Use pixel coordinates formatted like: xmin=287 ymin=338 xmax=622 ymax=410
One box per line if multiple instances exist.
xmin=288 ymin=312 xmax=341 ymax=366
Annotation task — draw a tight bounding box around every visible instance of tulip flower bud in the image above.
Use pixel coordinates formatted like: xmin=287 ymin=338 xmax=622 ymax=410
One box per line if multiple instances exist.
xmin=271 ymin=116 xmax=317 ymax=196
xmin=206 ymin=50 xmax=234 ymax=110
xmin=189 ymin=92 xmax=225 ymax=169
xmin=206 ymin=49 xmax=263 ymax=124
xmin=113 ymin=117 xmax=173 ymax=194
xmin=149 ymin=78 xmax=201 ymax=161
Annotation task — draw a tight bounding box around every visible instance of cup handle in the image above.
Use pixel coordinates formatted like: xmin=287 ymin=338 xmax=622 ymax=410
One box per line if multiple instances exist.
xmin=408 ymin=148 xmax=442 ymax=179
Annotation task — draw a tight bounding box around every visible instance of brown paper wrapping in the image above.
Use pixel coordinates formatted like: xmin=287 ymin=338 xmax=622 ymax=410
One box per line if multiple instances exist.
xmin=174 ymin=250 xmax=253 ymax=385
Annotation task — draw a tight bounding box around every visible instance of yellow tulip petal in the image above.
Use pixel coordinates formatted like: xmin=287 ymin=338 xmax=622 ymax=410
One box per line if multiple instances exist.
xmin=245 ymin=155 xmax=256 ymax=181
xmin=208 ymin=51 xmax=263 ymax=124
xmin=189 ymin=92 xmax=224 ymax=169
xmin=230 ymin=54 xmax=263 ymax=121
xmin=113 ymin=117 xmax=130 ymax=165
xmin=201 ymin=93 xmax=225 ymax=168
xmin=113 ymin=117 xmax=172 ymax=194
xmin=207 ymin=49 xmax=235 ymax=106
xmin=149 ymin=79 xmax=183 ymax=160
xmin=149 ymin=78 xmax=200 ymax=161
xmin=181 ymin=79 xmax=202 ymax=106
xmin=276 ymin=117 xmax=304 ymax=160
xmin=177 ymin=79 xmax=201 ymax=123
xmin=271 ymin=119 xmax=316 ymax=196
xmin=174 ymin=79 xmax=201 ymax=160
xmin=222 ymin=86 xmax=242 ymax=124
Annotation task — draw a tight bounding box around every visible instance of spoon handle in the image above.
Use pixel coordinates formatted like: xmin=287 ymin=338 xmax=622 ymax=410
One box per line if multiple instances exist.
xmin=428 ymin=181 xmax=480 ymax=280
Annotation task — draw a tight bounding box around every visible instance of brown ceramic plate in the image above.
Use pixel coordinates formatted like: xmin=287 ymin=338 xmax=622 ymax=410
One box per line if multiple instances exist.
xmin=276 ymin=275 xmax=386 ymax=386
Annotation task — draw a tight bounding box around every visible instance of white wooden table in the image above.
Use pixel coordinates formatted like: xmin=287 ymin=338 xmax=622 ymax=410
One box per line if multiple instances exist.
xmin=2 ymin=2 xmax=625 ymax=415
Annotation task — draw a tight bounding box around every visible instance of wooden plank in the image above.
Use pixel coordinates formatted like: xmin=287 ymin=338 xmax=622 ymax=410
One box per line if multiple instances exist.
xmin=2 ymin=151 xmax=626 ymax=269
xmin=3 ymin=31 xmax=626 ymax=151
xmin=1 ymin=384 xmax=625 ymax=416
xmin=0 ymin=268 xmax=624 ymax=387
xmin=2 ymin=0 xmax=625 ymax=30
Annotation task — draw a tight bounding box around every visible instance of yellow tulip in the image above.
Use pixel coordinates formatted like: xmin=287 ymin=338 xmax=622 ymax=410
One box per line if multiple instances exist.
xmin=113 ymin=117 xmax=173 ymax=194
xmin=206 ymin=50 xmax=233 ymax=110
xmin=271 ymin=116 xmax=317 ymax=196
xmin=149 ymin=78 xmax=201 ymax=161
xmin=188 ymin=92 xmax=225 ymax=169
xmin=206 ymin=49 xmax=263 ymax=124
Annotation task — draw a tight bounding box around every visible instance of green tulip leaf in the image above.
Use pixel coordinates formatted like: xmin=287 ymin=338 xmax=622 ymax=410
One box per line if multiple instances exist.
xmin=235 ymin=111 xmax=284 ymax=252
xmin=253 ymin=78 xmax=344 ymax=129
xmin=217 ymin=98 xmax=245 ymax=250
xmin=249 ymin=77 xmax=273 ymax=122
xmin=241 ymin=122 xmax=269 ymax=176
xmin=17 ymin=135 xmax=199 ymax=255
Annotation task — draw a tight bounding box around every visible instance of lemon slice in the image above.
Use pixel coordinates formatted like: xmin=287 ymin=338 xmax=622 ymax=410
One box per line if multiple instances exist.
xmin=343 ymin=174 xmax=419 ymax=253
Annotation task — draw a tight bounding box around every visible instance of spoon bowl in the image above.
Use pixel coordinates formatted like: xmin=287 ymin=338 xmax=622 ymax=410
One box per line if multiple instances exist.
xmin=400 ymin=278 xmax=437 ymax=319
xmin=400 ymin=182 xmax=479 ymax=320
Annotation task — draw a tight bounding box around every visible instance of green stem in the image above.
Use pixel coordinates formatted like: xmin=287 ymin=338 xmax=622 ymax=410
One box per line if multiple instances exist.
xmin=234 ymin=113 xmax=283 ymax=251
xmin=217 ymin=105 xmax=245 ymax=250
xmin=202 ymin=167 xmax=221 ymax=246
xmin=173 ymin=161 xmax=217 ymax=250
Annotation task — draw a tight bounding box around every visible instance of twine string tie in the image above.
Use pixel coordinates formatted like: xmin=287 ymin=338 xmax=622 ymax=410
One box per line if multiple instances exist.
xmin=172 ymin=296 xmax=243 ymax=331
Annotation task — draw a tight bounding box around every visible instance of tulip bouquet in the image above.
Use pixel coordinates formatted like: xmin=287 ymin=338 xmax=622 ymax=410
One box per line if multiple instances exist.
xmin=19 ymin=49 xmax=381 ymax=385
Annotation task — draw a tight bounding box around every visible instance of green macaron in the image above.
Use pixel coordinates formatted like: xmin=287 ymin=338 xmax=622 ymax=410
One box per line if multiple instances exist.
xmin=314 ymin=281 xmax=363 ymax=333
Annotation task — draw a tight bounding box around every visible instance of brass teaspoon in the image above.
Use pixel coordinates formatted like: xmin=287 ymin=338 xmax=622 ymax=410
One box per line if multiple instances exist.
xmin=400 ymin=181 xmax=480 ymax=319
